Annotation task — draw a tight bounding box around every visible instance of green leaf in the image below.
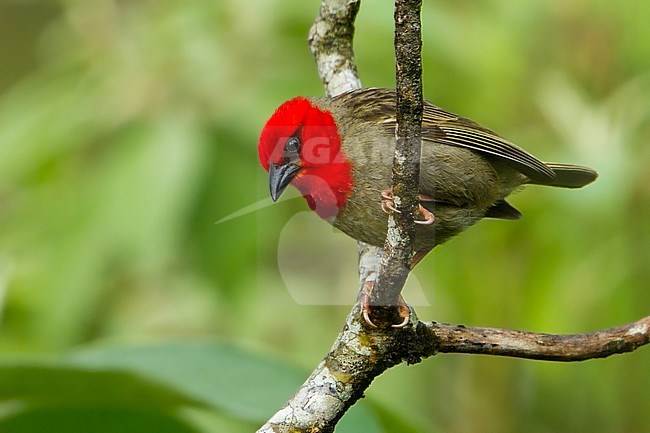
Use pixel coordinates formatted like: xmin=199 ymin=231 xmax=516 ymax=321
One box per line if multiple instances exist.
xmin=0 ymin=364 xmax=198 ymax=410
xmin=0 ymin=342 xmax=386 ymax=431
xmin=0 ymin=407 xmax=198 ymax=433
xmin=66 ymin=341 xmax=306 ymax=422
xmin=0 ymin=363 xmax=202 ymax=433
xmin=67 ymin=341 xmax=385 ymax=430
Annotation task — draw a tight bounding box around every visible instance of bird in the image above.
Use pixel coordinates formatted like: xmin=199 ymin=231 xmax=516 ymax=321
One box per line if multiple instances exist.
xmin=258 ymin=87 xmax=597 ymax=325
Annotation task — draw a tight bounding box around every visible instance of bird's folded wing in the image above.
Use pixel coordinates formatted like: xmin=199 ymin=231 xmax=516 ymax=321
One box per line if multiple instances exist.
xmin=419 ymin=104 xmax=556 ymax=182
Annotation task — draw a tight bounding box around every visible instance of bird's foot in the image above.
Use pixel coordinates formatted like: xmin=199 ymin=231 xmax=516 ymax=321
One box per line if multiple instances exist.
xmin=380 ymin=189 xmax=400 ymax=214
xmin=393 ymin=296 xmax=411 ymax=328
xmin=380 ymin=189 xmax=436 ymax=225
xmin=360 ymin=280 xmax=410 ymax=328
xmin=415 ymin=203 xmax=435 ymax=225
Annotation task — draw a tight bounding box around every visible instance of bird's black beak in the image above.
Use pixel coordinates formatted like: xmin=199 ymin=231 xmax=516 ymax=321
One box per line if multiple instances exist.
xmin=269 ymin=162 xmax=301 ymax=202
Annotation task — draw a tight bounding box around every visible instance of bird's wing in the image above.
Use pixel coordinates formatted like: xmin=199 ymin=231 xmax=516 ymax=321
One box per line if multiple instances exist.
xmin=335 ymin=88 xmax=555 ymax=181
xmin=420 ymin=103 xmax=555 ymax=181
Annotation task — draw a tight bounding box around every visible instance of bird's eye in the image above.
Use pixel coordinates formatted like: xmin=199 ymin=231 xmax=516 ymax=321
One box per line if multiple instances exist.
xmin=285 ymin=136 xmax=300 ymax=154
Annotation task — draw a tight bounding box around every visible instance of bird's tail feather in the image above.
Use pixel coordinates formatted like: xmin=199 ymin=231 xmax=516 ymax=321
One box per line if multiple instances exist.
xmin=527 ymin=163 xmax=598 ymax=189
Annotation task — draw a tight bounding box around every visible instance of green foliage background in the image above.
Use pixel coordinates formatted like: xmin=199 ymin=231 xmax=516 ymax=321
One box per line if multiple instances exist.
xmin=0 ymin=0 xmax=649 ymax=432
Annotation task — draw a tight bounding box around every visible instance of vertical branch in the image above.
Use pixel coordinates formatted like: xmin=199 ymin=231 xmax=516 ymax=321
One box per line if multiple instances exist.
xmin=369 ymin=0 xmax=423 ymax=311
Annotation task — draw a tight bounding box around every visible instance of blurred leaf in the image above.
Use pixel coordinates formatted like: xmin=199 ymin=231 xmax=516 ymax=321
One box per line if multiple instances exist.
xmin=0 ymin=342 xmax=386 ymax=432
xmin=368 ymin=400 xmax=435 ymax=433
xmin=0 ymin=362 xmax=201 ymax=433
xmin=0 ymin=364 xmax=197 ymax=410
xmin=67 ymin=341 xmax=307 ymax=422
xmin=180 ymin=407 xmax=258 ymax=433
xmin=0 ymin=407 xmax=197 ymax=433
xmin=67 ymin=341 xmax=385 ymax=429
xmin=337 ymin=402 xmax=383 ymax=433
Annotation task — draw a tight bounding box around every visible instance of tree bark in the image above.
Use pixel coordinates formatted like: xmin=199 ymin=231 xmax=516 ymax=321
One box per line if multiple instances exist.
xmin=369 ymin=0 xmax=424 ymax=316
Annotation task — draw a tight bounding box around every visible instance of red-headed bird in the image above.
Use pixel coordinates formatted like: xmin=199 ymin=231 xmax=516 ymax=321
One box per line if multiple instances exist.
xmin=258 ymin=87 xmax=597 ymax=259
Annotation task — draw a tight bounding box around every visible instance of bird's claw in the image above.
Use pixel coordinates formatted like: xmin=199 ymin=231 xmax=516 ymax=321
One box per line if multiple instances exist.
xmin=392 ymin=301 xmax=411 ymax=328
xmin=414 ymin=204 xmax=436 ymax=225
xmin=361 ymin=280 xmax=378 ymax=328
xmin=381 ymin=199 xmax=400 ymax=214
xmin=380 ymin=189 xmax=401 ymax=214
xmin=390 ymin=313 xmax=404 ymax=329
xmin=380 ymin=189 xmax=436 ymax=224
xmin=362 ymin=303 xmax=378 ymax=328
xmin=360 ymin=281 xmax=411 ymax=328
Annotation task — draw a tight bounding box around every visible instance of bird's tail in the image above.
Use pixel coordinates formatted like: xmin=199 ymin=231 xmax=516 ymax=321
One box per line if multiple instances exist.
xmin=527 ymin=163 xmax=598 ymax=189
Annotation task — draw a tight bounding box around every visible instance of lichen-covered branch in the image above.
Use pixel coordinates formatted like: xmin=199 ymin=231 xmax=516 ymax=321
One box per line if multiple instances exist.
xmin=257 ymin=305 xmax=650 ymax=433
xmin=256 ymin=307 xmax=434 ymax=433
xmin=432 ymin=316 xmax=650 ymax=361
xmin=308 ymin=0 xmax=362 ymax=97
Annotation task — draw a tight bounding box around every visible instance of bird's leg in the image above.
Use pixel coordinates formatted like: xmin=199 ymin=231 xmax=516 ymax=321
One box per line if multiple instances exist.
xmin=360 ymin=280 xmax=411 ymax=328
xmin=415 ymin=203 xmax=435 ymax=225
xmin=380 ymin=189 xmax=435 ymax=225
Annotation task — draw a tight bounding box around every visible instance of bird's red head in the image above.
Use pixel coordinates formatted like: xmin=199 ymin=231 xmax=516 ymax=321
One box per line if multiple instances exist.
xmin=258 ymin=97 xmax=353 ymax=219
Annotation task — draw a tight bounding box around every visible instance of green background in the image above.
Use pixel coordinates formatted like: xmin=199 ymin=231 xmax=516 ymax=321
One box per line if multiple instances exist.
xmin=0 ymin=0 xmax=648 ymax=432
